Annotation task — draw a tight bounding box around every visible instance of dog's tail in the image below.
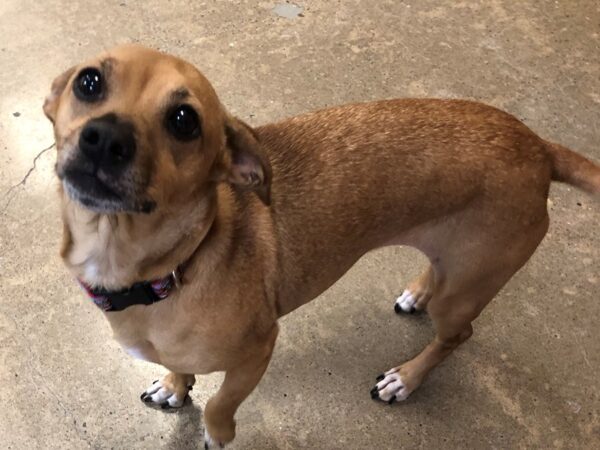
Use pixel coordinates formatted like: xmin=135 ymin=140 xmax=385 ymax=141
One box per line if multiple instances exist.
xmin=545 ymin=141 xmax=600 ymax=195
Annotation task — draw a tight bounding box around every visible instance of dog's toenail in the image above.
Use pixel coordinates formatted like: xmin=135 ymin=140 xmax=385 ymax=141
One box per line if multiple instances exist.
xmin=153 ymin=379 xmax=159 ymax=384
xmin=376 ymin=374 xmax=384 ymax=381
xmin=394 ymin=303 xmax=402 ymax=314
xmin=204 ymin=443 xmax=209 ymax=450
xmin=143 ymin=395 xmax=153 ymax=403
xmin=388 ymin=396 xmax=396 ymax=405
xmin=161 ymin=402 xmax=170 ymax=410
xmin=370 ymin=389 xmax=379 ymax=399
xmin=140 ymin=393 xmax=147 ymax=401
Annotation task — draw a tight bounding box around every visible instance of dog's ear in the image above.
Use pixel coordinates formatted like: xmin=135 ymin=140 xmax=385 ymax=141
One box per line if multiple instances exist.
xmin=43 ymin=66 xmax=76 ymax=123
xmin=217 ymin=116 xmax=272 ymax=205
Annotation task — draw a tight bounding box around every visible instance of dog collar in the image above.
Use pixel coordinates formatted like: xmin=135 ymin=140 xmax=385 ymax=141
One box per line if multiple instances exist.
xmin=78 ymin=269 xmax=182 ymax=312
xmin=76 ymin=208 xmax=215 ymax=313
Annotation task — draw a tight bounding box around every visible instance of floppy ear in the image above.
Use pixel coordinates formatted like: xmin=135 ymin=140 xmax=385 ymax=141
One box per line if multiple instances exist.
xmin=219 ymin=116 xmax=272 ymax=205
xmin=43 ymin=66 xmax=76 ymax=123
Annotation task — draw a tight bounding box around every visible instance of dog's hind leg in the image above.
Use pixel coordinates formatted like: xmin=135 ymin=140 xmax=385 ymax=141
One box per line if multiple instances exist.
xmin=372 ymin=214 xmax=549 ymax=403
xmin=394 ymin=265 xmax=436 ymax=314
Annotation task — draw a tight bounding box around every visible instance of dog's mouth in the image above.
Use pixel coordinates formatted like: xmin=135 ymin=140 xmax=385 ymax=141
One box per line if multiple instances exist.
xmin=64 ymin=169 xmax=122 ymax=201
xmin=62 ymin=168 xmax=127 ymax=212
xmin=61 ymin=168 xmax=157 ymax=214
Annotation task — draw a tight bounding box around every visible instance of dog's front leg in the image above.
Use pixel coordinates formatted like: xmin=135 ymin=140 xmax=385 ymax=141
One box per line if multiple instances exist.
xmin=203 ymin=325 xmax=279 ymax=449
xmin=140 ymin=372 xmax=196 ymax=408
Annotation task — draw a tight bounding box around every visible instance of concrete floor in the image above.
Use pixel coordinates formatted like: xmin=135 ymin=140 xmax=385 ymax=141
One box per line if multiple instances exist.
xmin=0 ymin=1 xmax=599 ymax=449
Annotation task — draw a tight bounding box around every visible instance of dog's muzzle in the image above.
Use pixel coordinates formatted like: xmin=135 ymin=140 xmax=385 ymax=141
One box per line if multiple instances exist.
xmin=60 ymin=113 xmax=154 ymax=213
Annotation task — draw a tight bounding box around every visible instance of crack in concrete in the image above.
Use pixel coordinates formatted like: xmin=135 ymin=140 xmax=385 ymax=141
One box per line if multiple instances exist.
xmin=574 ymin=335 xmax=593 ymax=370
xmin=1 ymin=142 xmax=55 ymax=215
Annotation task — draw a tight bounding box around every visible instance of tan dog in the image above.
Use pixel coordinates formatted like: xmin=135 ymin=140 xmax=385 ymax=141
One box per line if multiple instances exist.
xmin=44 ymin=45 xmax=600 ymax=448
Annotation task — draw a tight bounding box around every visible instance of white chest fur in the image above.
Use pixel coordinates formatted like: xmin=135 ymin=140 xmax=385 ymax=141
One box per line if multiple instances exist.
xmin=123 ymin=345 xmax=149 ymax=361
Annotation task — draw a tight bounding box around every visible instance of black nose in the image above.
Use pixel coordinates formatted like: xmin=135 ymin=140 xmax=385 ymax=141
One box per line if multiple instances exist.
xmin=79 ymin=114 xmax=136 ymax=168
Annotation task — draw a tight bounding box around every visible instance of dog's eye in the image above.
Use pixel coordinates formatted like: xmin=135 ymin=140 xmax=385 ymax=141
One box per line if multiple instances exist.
xmin=167 ymin=105 xmax=201 ymax=141
xmin=73 ymin=68 xmax=103 ymax=102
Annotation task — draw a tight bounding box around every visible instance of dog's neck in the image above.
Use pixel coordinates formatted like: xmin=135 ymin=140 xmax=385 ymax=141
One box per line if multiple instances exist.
xmin=60 ymin=190 xmax=217 ymax=290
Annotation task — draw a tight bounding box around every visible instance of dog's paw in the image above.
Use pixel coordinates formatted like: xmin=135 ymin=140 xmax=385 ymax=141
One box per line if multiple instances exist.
xmin=140 ymin=378 xmax=192 ymax=409
xmin=370 ymin=369 xmax=412 ymax=404
xmin=394 ymin=289 xmax=418 ymax=314
xmin=204 ymin=430 xmax=226 ymax=449
xmin=394 ymin=288 xmax=431 ymax=314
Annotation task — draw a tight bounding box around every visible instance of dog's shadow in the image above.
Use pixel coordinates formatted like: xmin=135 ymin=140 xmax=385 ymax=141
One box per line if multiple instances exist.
xmin=165 ymin=398 xmax=204 ymax=450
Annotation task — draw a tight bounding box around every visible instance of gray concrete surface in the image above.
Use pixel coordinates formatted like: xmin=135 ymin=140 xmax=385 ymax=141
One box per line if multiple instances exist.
xmin=0 ymin=1 xmax=598 ymax=449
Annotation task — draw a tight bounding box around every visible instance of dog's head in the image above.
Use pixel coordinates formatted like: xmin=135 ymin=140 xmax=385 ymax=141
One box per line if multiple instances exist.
xmin=44 ymin=45 xmax=271 ymax=214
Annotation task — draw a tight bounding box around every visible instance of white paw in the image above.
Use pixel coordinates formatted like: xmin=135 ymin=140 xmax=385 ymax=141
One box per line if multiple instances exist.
xmin=394 ymin=289 xmax=417 ymax=314
xmin=204 ymin=430 xmax=226 ymax=449
xmin=370 ymin=369 xmax=412 ymax=403
xmin=140 ymin=379 xmax=190 ymax=409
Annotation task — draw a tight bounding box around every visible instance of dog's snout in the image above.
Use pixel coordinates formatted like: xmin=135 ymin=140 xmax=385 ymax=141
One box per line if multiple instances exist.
xmin=79 ymin=114 xmax=136 ymax=168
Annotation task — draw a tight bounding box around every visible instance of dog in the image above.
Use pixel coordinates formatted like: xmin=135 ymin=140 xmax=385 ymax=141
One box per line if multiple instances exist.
xmin=43 ymin=45 xmax=600 ymax=448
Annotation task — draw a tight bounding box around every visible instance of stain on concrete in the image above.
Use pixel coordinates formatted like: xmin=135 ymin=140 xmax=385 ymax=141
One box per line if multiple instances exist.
xmin=272 ymin=3 xmax=304 ymax=19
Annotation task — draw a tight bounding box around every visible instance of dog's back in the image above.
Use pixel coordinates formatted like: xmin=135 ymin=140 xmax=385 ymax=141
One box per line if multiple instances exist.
xmin=257 ymin=99 xmax=599 ymax=313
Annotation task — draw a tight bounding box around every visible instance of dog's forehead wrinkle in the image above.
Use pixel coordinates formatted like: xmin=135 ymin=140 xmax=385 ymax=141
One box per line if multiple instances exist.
xmin=170 ymin=87 xmax=190 ymax=102
xmin=100 ymin=57 xmax=115 ymax=74
xmin=160 ymin=87 xmax=194 ymax=111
